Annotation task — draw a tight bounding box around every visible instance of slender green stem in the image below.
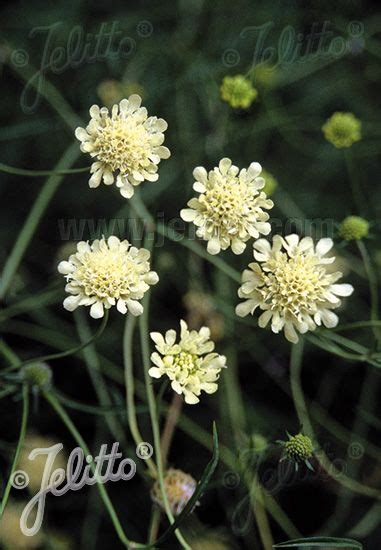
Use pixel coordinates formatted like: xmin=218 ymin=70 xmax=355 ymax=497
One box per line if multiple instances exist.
xmin=324 ymin=241 xmax=380 ymax=527
xmin=0 ymin=142 xmax=80 ymax=299
xmin=320 ymin=331 xmax=372 ymax=355
xmin=75 ymin=311 xmax=128 ymax=450
xmin=1 ymin=310 xmax=109 ymax=374
xmin=148 ymin=506 xmax=162 ymax=545
xmin=0 ymin=387 xmax=17 ymax=400
xmin=349 ymin=502 xmax=381 ymax=538
xmin=7 ymin=52 xmax=83 ymax=131
xmin=0 ymin=339 xmax=19 ymax=366
xmin=333 ymin=321 xmax=381 ymax=332
xmin=0 ymin=162 xmax=89 ymax=177
xmin=52 ymin=389 xmax=128 ymax=416
xmin=215 ymin=270 xmax=273 ymax=548
xmin=139 ymin=296 xmax=191 ymax=549
xmin=326 ymin=364 xmax=380 ymax=532
xmin=290 ymin=341 xmax=381 ymax=500
xmin=357 ymin=240 xmax=380 ymax=344
xmin=2 ymin=322 xmax=299 ymax=540
xmin=0 ymin=285 xmax=61 ymax=323
xmin=306 ymin=334 xmax=380 ymax=367
xmin=215 ymin=272 xmax=246 ymax=442
xmin=80 ymin=420 xmax=107 ymax=549
xmin=137 ymin=208 xmax=190 ymax=549
xmin=249 ymin=474 xmax=274 ymax=550
xmin=147 ymin=394 xmax=183 ymax=546
xmin=123 ymin=314 xmax=157 ymax=477
xmin=0 ymin=384 xmax=29 ymax=516
xmin=344 ymin=150 xmax=367 ymax=216
xmin=43 ymin=391 xmax=142 ymax=548
xmin=160 ymin=393 xmax=183 ymax=468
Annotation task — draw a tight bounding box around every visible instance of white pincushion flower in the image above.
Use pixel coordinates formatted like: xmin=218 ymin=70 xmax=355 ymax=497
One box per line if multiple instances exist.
xmin=236 ymin=234 xmax=354 ymax=343
xmin=58 ymin=236 xmax=158 ymax=319
xmin=75 ymin=95 xmax=170 ymax=199
xmin=180 ymin=158 xmax=273 ymax=255
xmin=148 ymin=320 xmax=227 ymax=404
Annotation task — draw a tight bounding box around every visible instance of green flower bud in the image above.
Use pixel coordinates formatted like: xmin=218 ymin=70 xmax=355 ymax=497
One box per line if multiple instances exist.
xmin=261 ymin=169 xmax=278 ymax=196
xmin=322 ymin=112 xmax=361 ymax=148
xmin=284 ymin=433 xmax=313 ymax=462
xmin=220 ymin=75 xmax=258 ymax=109
xmin=21 ymin=363 xmax=52 ymax=390
xmin=339 ymin=215 xmax=369 ymax=241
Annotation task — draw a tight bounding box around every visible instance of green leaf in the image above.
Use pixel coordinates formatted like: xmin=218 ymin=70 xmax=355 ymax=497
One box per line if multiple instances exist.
xmin=153 ymin=422 xmax=219 ymax=548
xmin=273 ymin=536 xmax=363 ymax=549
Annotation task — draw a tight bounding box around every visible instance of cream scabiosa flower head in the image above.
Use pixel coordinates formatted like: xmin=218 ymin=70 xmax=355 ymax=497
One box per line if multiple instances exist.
xmin=75 ymin=95 xmax=170 ymax=199
xmin=180 ymin=158 xmax=273 ymax=255
xmin=236 ymin=234 xmax=354 ymax=343
xmin=148 ymin=320 xmax=226 ymax=404
xmin=58 ymin=236 xmax=158 ymax=319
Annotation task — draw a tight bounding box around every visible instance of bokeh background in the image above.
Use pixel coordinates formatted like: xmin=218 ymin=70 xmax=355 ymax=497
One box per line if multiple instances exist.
xmin=0 ymin=0 xmax=381 ymax=548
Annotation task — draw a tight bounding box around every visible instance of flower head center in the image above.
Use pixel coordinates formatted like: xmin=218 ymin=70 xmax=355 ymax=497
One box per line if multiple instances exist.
xmin=94 ymin=116 xmax=150 ymax=174
xmin=261 ymin=253 xmax=329 ymax=315
xmin=285 ymin=434 xmax=313 ymax=461
xmin=75 ymin=249 xmax=138 ymax=299
xmin=203 ymin=178 xmax=250 ymax=228
xmin=173 ymin=351 xmax=200 ymax=374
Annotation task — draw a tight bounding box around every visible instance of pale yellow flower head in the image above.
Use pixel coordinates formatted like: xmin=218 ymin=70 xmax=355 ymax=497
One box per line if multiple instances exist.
xmin=322 ymin=112 xmax=361 ymax=148
xmin=18 ymin=433 xmax=67 ymax=493
xmin=220 ymin=75 xmax=258 ymax=109
xmin=58 ymin=236 xmax=158 ymax=319
xmin=75 ymin=95 xmax=170 ymax=199
xmin=180 ymin=158 xmax=274 ymax=255
xmin=97 ymin=79 xmax=145 ymax=107
xmin=151 ymin=468 xmax=196 ymax=515
xmin=0 ymin=501 xmax=43 ymax=549
xmin=191 ymin=535 xmax=231 ymax=550
xmin=149 ymin=320 xmax=226 ymax=404
xmin=236 ymin=234 xmax=354 ymax=343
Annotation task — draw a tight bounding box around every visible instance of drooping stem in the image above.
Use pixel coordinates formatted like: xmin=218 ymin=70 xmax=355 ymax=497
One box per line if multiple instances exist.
xmin=0 ymin=162 xmax=89 ymax=177
xmin=2 ymin=310 xmax=109 ymax=374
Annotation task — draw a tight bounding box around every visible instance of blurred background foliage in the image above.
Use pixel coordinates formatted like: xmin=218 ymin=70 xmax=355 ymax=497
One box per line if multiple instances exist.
xmin=0 ymin=0 xmax=381 ymax=548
